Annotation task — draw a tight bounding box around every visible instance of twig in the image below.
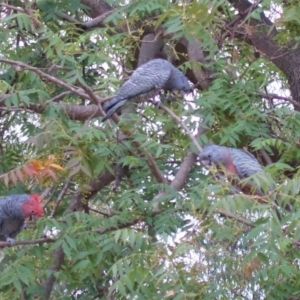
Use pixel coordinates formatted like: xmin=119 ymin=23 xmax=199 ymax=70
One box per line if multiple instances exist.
xmin=41 ymin=187 xmax=52 ymax=199
xmin=111 ymin=125 xmax=167 ymax=184
xmin=259 ymin=92 xmax=300 ymax=109
xmin=215 ymin=209 xmax=255 ymax=227
xmin=0 ymin=107 xmax=34 ymax=113
xmin=159 ymin=103 xmax=202 ymax=153
xmin=137 ymin=32 xmax=163 ymax=43
xmin=76 ymin=81 xmax=102 ymax=106
xmin=0 ymin=237 xmax=55 ymax=247
xmin=95 ymin=217 xmax=144 ymax=234
xmin=259 ymin=148 xmax=272 ymax=165
xmin=49 ymin=176 xmax=73 ymax=218
xmin=133 ymin=140 xmax=168 ymax=184
xmin=0 ymin=59 xmax=89 ymax=100
xmin=55 ymin=12 xmax=79 ymax=24
xmin=94 ymin=205 xmax=255 ymax=236
xmin=0 ymin=3 xmax=24 ymax=12
xmin=42 ymin=187 xmax=54 ymax=208
xmin=76 ymin=81 xmax=108 ymax=123
xmin=47 ymin=91 xmax=72 ymax=103
xmin=88 ymin=206 xmax=112 ymax=217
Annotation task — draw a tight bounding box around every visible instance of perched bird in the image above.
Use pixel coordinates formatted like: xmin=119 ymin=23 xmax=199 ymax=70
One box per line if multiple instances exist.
xmin=102 ymin=58 xmax=191 ymax=121
xmin=0 ymin=194 xmax=43 ymax=244
xmin=198 ymin=144 xmax=288 ymax=220
xmin=198 ymin=144 xmax=270 ymax=196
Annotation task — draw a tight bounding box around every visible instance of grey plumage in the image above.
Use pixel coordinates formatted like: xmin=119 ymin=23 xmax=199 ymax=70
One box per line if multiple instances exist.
xmin=199 ymin=144 xmax=285 ymax=219
xmin=198 ymin=144 xmax=272 ymax=195
xmin=0 ymin=194 xmax=28 ymax=241
xmin=102 ymin=59 xmax=190 ymax=121
xmin=199 ymin=144 xmax=263 ymax=179
xmin=0 ymin=194 xmax=43 ymax=243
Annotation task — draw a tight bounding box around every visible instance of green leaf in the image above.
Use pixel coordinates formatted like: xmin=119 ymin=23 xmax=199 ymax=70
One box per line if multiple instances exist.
xmin=73 ymin=259 xmax=90 ymax=271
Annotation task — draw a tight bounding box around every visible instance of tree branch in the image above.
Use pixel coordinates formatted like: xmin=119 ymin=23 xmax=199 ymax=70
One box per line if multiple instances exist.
xmin=159 ymin=103 xmax=202 ymax=153
xmin=0 ymin=237 xmax=55 ymax=247
xmin=49 ymin=176 xmax=73 ymax=218
xmin=0 ymin=3 xmax=24 ymax=12
xmin=0 ymin=59 xmax=91 ymax=100
xmin=80 ymin=0 xmax=113 ymax=19
xmin=152 ymin=123 xmax=207 ymax=210
xmin=227 ymin=0 xmax=300 ymax=107
xmin=259 ymin=92 xmax=300 ymax=109
xmin=81 ymin=10 xmax=115 ymax=29
xmin=41 ymin=245 xmax=65 ymax=299
xmin=215 ymin=209 xmax=254 ymax=228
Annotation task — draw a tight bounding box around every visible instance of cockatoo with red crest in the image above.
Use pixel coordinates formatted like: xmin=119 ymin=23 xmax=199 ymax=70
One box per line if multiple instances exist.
xmin=0 ymin=194 xmax=43 ymax=244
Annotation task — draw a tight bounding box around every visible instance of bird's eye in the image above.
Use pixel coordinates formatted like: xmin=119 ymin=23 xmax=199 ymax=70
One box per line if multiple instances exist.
xmin=207 ymin=154 xmax=211 ymax=159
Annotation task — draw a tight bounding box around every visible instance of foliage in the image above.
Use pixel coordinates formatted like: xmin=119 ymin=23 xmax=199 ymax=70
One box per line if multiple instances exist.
xmin=0 ymin=0 xmax=300 ymax=299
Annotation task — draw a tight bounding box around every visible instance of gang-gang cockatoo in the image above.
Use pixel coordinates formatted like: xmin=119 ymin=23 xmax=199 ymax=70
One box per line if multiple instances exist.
xmin=198 ymin=144 xmax=274 ymax=196
xmin=0 ymin=194 xmax=43 ymax=244
xmin=102 ymin=58 xmax=191 ymax=121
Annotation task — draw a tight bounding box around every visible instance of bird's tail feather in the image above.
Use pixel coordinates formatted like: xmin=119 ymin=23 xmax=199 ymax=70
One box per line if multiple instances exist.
xmin=103 ymin=96 xmax=121 ymax=112
xmin=102 ymin=99 xmax=127 ymax=122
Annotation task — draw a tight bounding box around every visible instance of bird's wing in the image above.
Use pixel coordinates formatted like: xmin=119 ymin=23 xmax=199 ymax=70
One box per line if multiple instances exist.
xmin=116 ymin=66 xmax=172 ymax=101
xmin=231 ymin=149 xmax=263 ymax=179
xmin=0 ymin=218 xmax=3 ymax=235
xmin=102 ymin=62 xmax=173 ymax=121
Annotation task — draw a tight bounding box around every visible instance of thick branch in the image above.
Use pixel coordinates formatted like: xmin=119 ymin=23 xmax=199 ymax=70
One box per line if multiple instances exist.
xmin=81 ymin=10 xmax=114 ymax=29
xmin=0 ymin=94 xmax=104 ymax=121
xmin=41 ymin=168 xmax=117 ymax=299
xmin=181 ymin=37 xmax=213 ymax=90
xmin=80 ymin=0 xmax=113 ymax=19
xmin=227 ymin=0 xmax=300 ymax=107
xmin=41 ymin=245 xmax=65 ymax=299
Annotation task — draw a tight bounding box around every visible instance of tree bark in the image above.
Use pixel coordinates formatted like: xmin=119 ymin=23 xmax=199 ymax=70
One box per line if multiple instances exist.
xmin=228 ymin=0 xmax=300 ymax=108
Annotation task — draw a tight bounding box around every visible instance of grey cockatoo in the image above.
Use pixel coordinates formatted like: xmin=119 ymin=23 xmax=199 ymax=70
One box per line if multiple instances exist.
xmin=198 ymin=144 xmax=273 ymax=196
xmin=102 ymin=59 xmax=191 ymax=121
xmin=198 ymin=144 xmax=287 ymax=219
xmin=0 ymin=194 xmax=43 ymax=244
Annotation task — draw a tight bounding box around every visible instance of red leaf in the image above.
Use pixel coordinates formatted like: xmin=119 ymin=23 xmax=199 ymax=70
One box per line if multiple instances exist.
xmin=46 ymin=168 xmax=57 ymax=180
xmin=16 ymin=168 xmax=24 ymax=182
xmin=3 ymin=174 xmax=9 ymax=187
xmin=23 ymin=165 xmax=37 ymax=176
xmin=9 ymin=170 xmax=18 ymax=186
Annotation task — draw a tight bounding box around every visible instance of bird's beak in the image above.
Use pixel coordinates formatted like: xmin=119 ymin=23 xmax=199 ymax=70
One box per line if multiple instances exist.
xmin=180 ymin=90 xmax=186 ymax=97
xmin=172 ymin=90 xmax=181 ymax=97
xmin=199 ymin=159 xmax=211 ymax=167
xmin=181 ymin=88 xmax=193 ymax=97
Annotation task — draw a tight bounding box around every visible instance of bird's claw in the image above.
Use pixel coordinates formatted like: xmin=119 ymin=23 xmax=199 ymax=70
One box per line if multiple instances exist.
xmin=149 ymin=99 xmax=162 ymax=108
xmin=6 ymin=237 xmax=15 ymax=245
xmin=154 ymin=100 xmax=162 ymax=108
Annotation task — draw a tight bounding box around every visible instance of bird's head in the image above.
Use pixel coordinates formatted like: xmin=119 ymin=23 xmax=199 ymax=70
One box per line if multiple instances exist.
xmin=176 ymin=76 xmax=192 ymax=95
xmin=198 ymin=145 xmax=225 ymax=168
xmin=166 ymin=69 xmax=191 ymax=95
xmin=22 ymin=194 xmax=43 ymax=219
